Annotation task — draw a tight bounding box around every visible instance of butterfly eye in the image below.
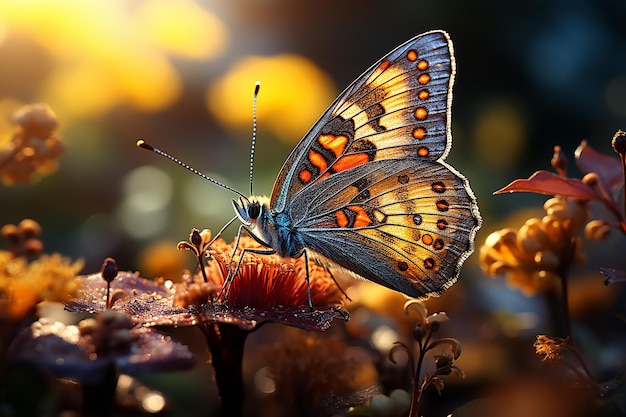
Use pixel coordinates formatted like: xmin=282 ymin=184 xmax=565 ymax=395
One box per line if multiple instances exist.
xmin=247 ymin=202 xmax=261 ymax=219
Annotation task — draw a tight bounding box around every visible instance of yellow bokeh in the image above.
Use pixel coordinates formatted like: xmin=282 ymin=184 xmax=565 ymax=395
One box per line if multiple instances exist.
xmin=136 ymin=0 xmax=228 ymax=59
xmin=207 ymin=54 xmax=336 ymax=144
xmin=471 ymin=101 xmax=527 ymax=171
xmin=0 ymin=0 xmax=228 ymax=118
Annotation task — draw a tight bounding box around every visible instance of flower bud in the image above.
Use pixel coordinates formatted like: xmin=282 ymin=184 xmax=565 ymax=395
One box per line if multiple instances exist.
xmin=101 ymin=257 xmax=118 ymax=283
xmin=18 ymin=219 xmax=41 ymax=238
xmin=412 ymin=323 xmax=426 ymax=341
xmin=582 ymin=172 xmax=599 ymax=186
xmin=435 ymin=352 xmax=454 ymax=373
xmin=612 ymin=130 xmax=626 ymax=156
xmin=585 ymin=219 xmax=611 ymax=240
xmin=1 ymin=224 xmax=20 ymax=244
xmin=23 ymin=238 xmax=43 ymax=256
xmin=190 ymin=228 xmax=202 ymax=247
xmin=518 ymin=218 xmax=548 ymax=253
xmin=551 ymin=145 xmax=568 ymax=176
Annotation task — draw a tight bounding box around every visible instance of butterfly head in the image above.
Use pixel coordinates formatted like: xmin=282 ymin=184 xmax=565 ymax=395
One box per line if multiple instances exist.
xmin=232 ymin=195 xmax=271 ymax=238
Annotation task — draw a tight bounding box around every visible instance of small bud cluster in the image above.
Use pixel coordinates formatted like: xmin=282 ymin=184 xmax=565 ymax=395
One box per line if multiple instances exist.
xmin=0 ymin=104 xmax=64 ymax=185
xmin=1 ymin=219 xmax=44 ymax=257
xmin=480 ymin=197 xmax=588 ymax=295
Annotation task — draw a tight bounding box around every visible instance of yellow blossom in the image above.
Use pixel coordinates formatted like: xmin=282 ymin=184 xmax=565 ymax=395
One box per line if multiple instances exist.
xmin=0 ymin=251 xmax=83 ymax=325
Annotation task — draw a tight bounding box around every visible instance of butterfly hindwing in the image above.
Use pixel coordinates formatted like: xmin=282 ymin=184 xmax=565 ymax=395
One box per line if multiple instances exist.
xmin=285 ymin=158 xmax=479 ymax=297
xmin=271 ymin=30 xmax=454 ymax=213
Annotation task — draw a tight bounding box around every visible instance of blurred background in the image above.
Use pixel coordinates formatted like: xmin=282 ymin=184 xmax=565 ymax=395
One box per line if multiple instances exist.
xmin=1 ymin=0 xmax=625 ymax=415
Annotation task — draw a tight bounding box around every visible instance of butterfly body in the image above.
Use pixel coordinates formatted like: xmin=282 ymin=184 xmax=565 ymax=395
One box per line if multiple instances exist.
xmin=233 ymin=195 xmax=306 ymax=259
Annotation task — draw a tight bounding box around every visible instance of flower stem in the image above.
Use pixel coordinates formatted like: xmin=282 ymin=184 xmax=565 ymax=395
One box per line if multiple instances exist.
xmin=409 ymin=331 xmax=432 ymax=417
xmin=200 ymin=321 xmax=248 ymax=417
xmin=619 ymin=150 xmax=626 ymax=228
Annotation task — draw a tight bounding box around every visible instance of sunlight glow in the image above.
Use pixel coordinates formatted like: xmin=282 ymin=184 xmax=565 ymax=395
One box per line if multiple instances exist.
xmin=136 ymin=0 xmax=227 ymax=59
xmin=207 ymin=54 xmax=336 ymax=144
xmin=0 ymin=0 xmax=228 ymax=118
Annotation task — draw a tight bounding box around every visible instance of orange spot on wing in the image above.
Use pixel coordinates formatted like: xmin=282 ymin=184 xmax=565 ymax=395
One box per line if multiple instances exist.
xmin=418 ymin=147 xmax=429 ymax=157
xmin=418 ymin=90 xmax=429 ymax=100
xmin=414 ymin=107 xmax=428 ymax=120
xmin=335 ymin=210 xmax=349 ymax=228
xmin=413 ymin=127 xmax=426 ymax=140
xmin=333 ymin=153 xmax=370 ymax=172
xmin=308 ymin=149 xmax=328 ymax=172
xmin=422 ymin=234 xmax=433 ymax=245
xmin=378 ymin=60 xmax=390 ymax=71
xmin=417 ymin=60 xmax=429 ymax=71
xmin=299 ymin=169 xmax=312 ymax=183
xmin=418 ymin=74 xmax=430 ymax=85
xmin=348 ymin=205 xmax=372 ymax=228
xmin=318 ymin=134 xmax=348 ymax=158
xmin=407 ymin=50 xmax=418 ymax=61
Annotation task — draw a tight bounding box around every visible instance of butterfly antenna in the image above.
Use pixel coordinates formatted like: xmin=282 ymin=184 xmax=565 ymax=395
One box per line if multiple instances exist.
xmin=136 ymin=140 xmax=248 ymax=200
xmin=249 ymin=81 xmax=261 ymax=196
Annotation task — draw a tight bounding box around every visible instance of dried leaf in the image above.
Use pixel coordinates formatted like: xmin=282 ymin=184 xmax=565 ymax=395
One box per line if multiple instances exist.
xmin=495 ymin=170 xmax=598 ymax=200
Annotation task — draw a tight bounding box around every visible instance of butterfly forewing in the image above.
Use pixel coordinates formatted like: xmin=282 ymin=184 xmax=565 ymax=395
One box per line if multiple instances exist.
xmin=270 ymin=30 xmax=454 ymax=212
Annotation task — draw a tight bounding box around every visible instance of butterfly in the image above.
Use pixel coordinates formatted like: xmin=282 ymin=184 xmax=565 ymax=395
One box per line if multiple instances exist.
xmin=140 ymin=30 xmax=481 ymax=306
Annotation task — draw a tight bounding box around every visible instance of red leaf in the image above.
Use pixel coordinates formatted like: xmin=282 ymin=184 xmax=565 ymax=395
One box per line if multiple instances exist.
xmin=494 ymin=170 xmax=598 ymax=199
xmin=575 ymin=140 xmax=623 ymax=193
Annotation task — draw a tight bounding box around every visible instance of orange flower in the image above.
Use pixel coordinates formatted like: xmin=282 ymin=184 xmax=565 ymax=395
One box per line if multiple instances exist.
xmin=176 ymin=234 xmax=344 ymax=309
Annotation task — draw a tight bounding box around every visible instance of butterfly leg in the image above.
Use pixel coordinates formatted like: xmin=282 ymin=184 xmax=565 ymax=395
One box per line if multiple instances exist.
xmin=219 ymin=245 xmax=276 ymax=302
xmin=303 ymin=250 xmax=313 ymax=309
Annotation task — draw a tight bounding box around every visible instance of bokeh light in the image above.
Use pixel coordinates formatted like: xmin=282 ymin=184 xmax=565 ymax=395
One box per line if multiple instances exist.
xmin=207 ymin=54 xmax=336 ymax=144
